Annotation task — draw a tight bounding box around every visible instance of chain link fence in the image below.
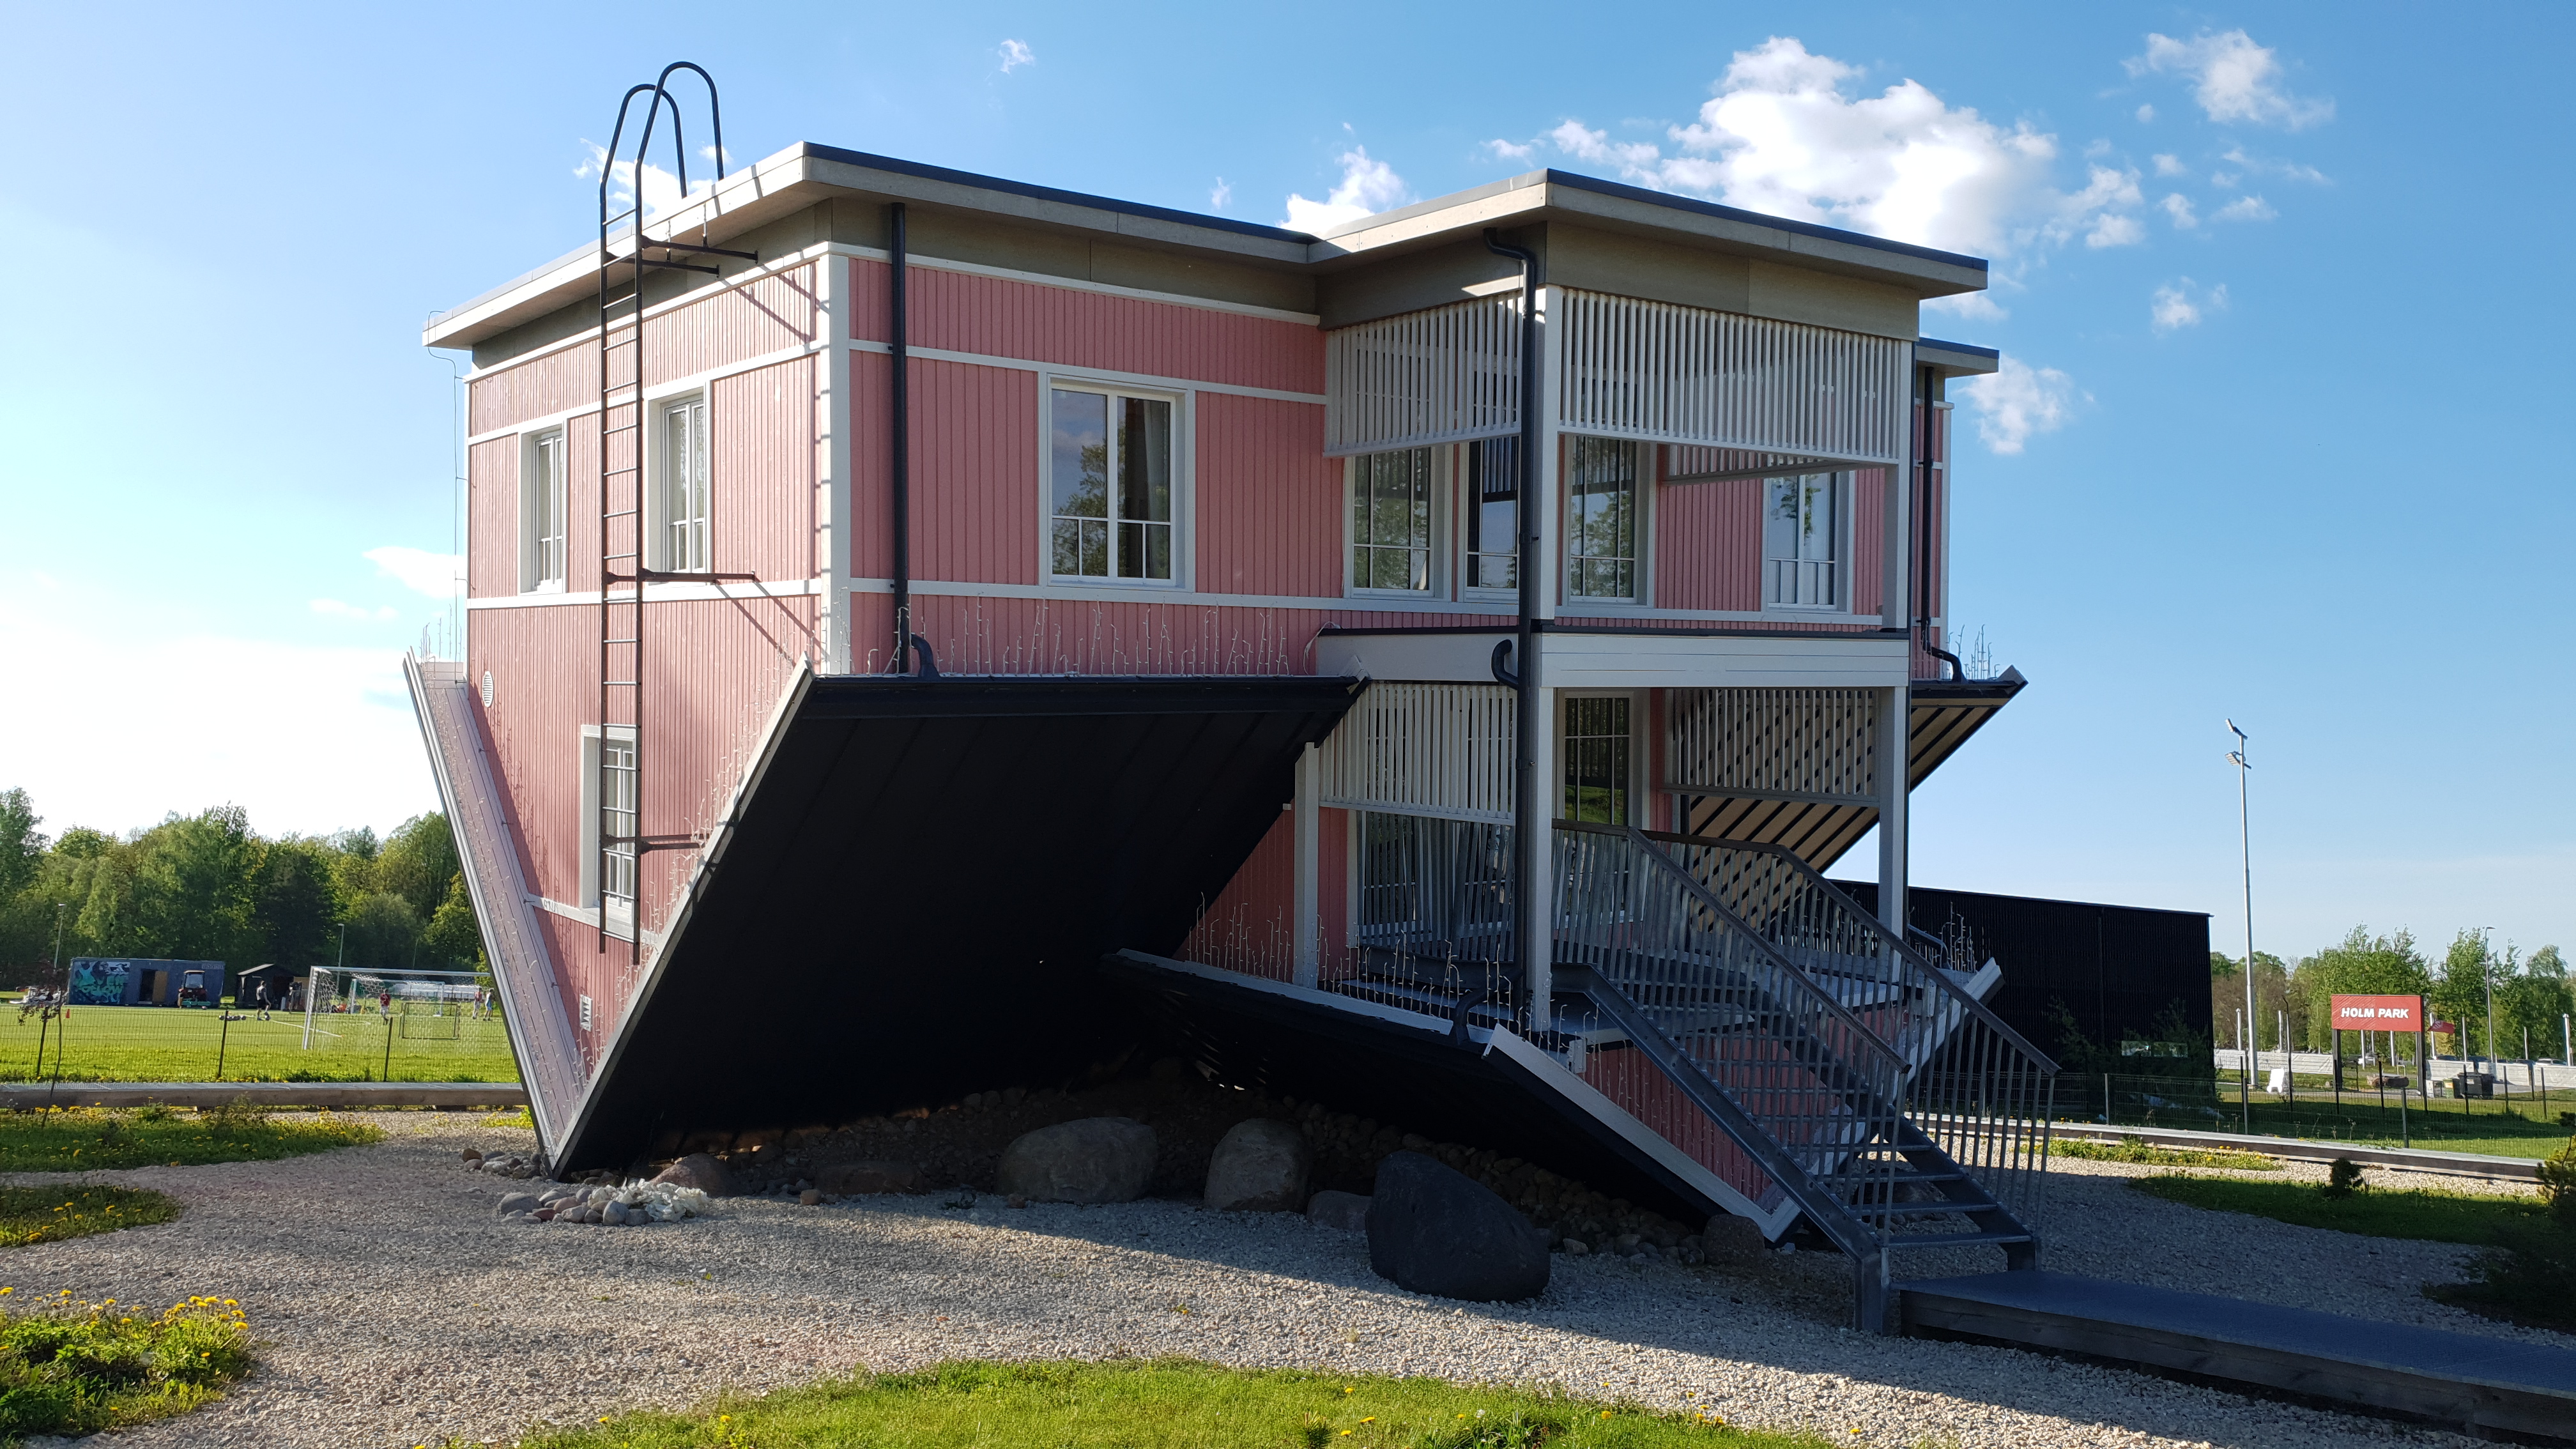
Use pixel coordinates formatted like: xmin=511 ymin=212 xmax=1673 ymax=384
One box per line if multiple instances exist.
xmin=4 ymin=970 xmax=520 ymax=1084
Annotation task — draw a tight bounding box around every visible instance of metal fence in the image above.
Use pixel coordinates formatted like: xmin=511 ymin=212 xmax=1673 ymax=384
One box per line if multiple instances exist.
xmin=4 ymin=977 xmax=520 ymax=1084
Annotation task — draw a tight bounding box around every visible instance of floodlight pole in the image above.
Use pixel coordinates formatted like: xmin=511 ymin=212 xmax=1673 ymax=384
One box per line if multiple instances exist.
xmin=2228 ymin=721 xmax=2256 ymax=1132
xmin=2478 ymin=926 xmax=2495 ymax=1079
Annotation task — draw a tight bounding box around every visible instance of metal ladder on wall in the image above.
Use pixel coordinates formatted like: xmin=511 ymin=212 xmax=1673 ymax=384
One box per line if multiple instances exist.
xmin=590 ymin=64 xmax=759 ymax=960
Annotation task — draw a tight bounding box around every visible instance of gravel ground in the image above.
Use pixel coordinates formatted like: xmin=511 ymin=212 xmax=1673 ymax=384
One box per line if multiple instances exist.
xmin=1 ymin=1117 xmax=2563 ymax=1449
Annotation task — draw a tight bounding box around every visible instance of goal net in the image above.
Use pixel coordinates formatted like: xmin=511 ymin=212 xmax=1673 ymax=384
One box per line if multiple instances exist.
xmin=300 ymin=968 xmax=512 ymax=1066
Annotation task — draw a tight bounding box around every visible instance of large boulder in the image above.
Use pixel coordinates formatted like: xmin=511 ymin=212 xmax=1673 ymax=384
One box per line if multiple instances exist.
xmin=1203 ymin=1119 xmax=1310 ymax=1211
xmin=1306 ymin=1189 xmax=1371 ymax=1232
xmin=995 ymin=1117 xmax=1156 ymax=1204
xmin=817 ymin=1160 xmax=924 ymax=1195
xmin=1367 ymin=1151 xmax=1549 ymax=1301
xmin=650 ymin=1153 xmax=737 ymax=1197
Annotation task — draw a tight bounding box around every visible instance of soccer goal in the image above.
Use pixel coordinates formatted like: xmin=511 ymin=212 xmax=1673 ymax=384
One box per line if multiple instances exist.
xmin=301 ymin=968 xmax=500 ymax=1054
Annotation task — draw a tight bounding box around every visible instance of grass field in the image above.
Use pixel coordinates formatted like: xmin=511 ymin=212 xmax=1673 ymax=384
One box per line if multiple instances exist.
xmin=0 ymin=1186 xmax=183 ymax=1248
xmin=2129 ymin=1172 xmax=2550 ymax=1244
xmin=0 ymin=1004 xmax=519 ymax=1084
xmin=2079 ymin=1092 xmax=2573 ymax=1160
xmin=517 ymin=1360 xmax=1834 ymax=1449
xmin=0 ymin=1106 xmax=381 ymax=1173
xmin=2053 ymin=1138 xmax=2279 ymax=1170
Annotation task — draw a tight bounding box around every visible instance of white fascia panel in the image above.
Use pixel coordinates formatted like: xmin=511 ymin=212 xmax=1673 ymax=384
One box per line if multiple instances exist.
xmin=1321 ymin=629 xmax=1906 ymax=689
xmin=1315 ymin=631 xmax=1509 ymax=684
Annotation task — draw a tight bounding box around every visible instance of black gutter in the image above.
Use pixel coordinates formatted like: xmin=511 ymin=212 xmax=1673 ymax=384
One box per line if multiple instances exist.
xmin=889 ymin=203 xmax=912 ymax=675
xmin=1913 ymin=357 xmax=1964 ymax=684
xmin=1484 ymin=228 xmax=1542 ymax=1000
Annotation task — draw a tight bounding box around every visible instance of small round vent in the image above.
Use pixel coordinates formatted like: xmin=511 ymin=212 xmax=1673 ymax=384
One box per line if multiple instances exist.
xmin=480 ymin=671 xmax=495 ymax=707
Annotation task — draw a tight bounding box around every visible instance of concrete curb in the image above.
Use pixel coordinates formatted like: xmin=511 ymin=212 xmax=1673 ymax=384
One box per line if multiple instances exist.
xmin=2057 ymin=1120 xmax=2542 ymax=1181
xmin=0 ymin=1082 xmax=526 ymax=1112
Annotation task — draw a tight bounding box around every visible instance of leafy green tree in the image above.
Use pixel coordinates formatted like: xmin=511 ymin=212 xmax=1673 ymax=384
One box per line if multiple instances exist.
xmin=374 ymin=814 xmax=458 ymax=923
xmin=342 ymin=891 xmax=421 ymax=970
xmin=420 ymin=875 xmax=485 ymax=970
xmin=252 ymin=839 xmax=341 ymax=969
xmin=2498 ymin=944 xmax=2572 ymax=1062
xmin=2431 ymin=930 xmax=2501 ymax=1059
xmin=2290 ymin=927 xmax=2430 ymax=1049
xmin=0 ymin=789 xmax=45 ymax=900
xmin=119 ymin=807 xmax=263 ymax=963
xmin=2211 ymin=949 xmax=2290 ymax=1049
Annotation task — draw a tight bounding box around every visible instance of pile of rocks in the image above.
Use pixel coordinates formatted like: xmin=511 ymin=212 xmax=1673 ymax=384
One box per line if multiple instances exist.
xmin=462 ymin=1148 xmax=539 ymax=1179
xmin=493 ymin=1181 xmax=712 ymax=1225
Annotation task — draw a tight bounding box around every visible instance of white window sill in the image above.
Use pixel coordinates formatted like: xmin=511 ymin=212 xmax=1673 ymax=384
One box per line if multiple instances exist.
xmin=1046 ymin=575 xmax=1183 ymax=591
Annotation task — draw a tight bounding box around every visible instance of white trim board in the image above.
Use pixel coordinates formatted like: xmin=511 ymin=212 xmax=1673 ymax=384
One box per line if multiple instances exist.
xmin=848 ymin=339 xmax=1324 ymax=407
xmin=466 ymin=339 xmax=834 ymax=447
xmin=1317 ymin=629 xmax=1908 ymax=689
xmin=530 ymin=895 xmax=664 ymax=951
xmin=466 ymin=578 xmax=825 ymax=611
xmin=848 ymin=574 xmax=1790 ymax=623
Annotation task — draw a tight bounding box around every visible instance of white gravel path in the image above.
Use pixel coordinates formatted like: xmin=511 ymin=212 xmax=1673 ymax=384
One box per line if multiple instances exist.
xmin=1 ymin=1117 xmax=2561 ymax=1449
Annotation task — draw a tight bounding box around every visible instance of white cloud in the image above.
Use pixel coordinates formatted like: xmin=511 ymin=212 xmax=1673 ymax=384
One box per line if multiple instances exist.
xmin=997 ymin=38 xmax=1034 ymax=73
xmin=364 ymin=546 xmax=463 ymax=599
xmin=1958 ymin=356 xmax=2079 ymax=454
xmin=310 ymin=598 xmax=398 ymax=622
xmin=577 ymin=142 xmax=705 ymax=222
xmin=1513 ymin=37 xmax=2142 ymax=263
xmin=0 ymin=590 xmax=434 ymax=838
xmin=2151 ymin=277 xmax=2228 ymax=332
xmin=2220 ymin=146 xmax=2331 ymax=185
xmin=2087 ymin=213 xmax=2145 ymax=248
xmin=1924 ymin=290 xmax=2009 ymax=323
xmin=2152 ymin=153 xmax=2188 ymax=177
xmin=2129 ymin=30 xmax=2334 ymax=130
xmin=1282 ymin=146 xmax=1412 ymax=232
xmin=2214 ymin=194 xmax=2276 ymax=223
xmin=1484 ymin=138 xmax=1536 ymax=162
xmin=1208 ymin=178 xmax=1231 ymax=210
xmin=2159 ymin=192 xmax=2200 ymax=228
xmin=1549 ymin=120 xmax=1661 ymax=173
xmin=2135 ymin=103 xmax=2156 ymax=123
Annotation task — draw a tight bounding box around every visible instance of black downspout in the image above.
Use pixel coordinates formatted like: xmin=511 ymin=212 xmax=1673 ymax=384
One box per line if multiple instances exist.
xmin=1914 ymin=358 xmax=1964 ymax=683
xmin=1485 ymin=228 xmax=1541 ymax=1011
xmin=889 ymin=204 xmax=912 ymax=675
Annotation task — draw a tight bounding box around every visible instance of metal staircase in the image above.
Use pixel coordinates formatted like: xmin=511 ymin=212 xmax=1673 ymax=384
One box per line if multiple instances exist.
xmin=1314 ymin=818 xmax=2054 ymax=1330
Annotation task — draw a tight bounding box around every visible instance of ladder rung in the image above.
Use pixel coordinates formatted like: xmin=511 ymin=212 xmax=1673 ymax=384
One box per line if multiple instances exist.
xmin=604 ymin=680 xmax=640 ymax=688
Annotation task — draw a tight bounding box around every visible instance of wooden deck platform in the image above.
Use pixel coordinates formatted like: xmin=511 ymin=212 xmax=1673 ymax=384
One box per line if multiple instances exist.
xmin=1903 ymin=1269 xmax=2576 ymax=1443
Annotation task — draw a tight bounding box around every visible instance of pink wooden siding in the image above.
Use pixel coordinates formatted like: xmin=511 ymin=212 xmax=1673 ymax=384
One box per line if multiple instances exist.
xmin=888 ymin=599 xmax=1501 ymax=678
xmin=1179 ymin=810 xmax=1296 ymax=980
xmin=468 ymin=261 xmax=820 ymax=436
xmin=467 ymin=437 xmax=520 ymax=598
xmin=1850 ymin=468 xmax=1884 ymax=619
xmin=1652 ymin=476 xmax=1759 ymax=612
xmin=909 ymin=359 xmax=1040 ymax=586
xmin=709 ymin=355 xmax=822 ymax=583
xmin=849 ymin=259 xmax=1324 ymax=395
xmin=1196 ymin=393 xmax=1338 ymax=597
xmin=1319 ymin=807 xmax=1351 ymax=977
xmin=640 ymin=263 xmax=820 ymax=386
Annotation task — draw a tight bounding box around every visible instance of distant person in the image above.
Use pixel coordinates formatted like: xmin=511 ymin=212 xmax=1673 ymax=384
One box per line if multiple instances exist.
xmin=254 ymin=983 xmax=271 ymax=1022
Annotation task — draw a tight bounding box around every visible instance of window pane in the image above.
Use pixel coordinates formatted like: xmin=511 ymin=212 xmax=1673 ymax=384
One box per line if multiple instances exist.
xmin=1562 ymin=696 xmax=1630 ymax=824
xmin=1470 ymin=436 xmax=1519 ymax=590
xmin=1119 ymin=397 xmax=1172 ymax=525
xmin=1567 ymin=439 xmax=1637 ymax=599
xmin=1354 ymin=448 xmax=1431 ymax=592
xmin=1052 ymin=390 xmax=1108 ymax=520
xmin=1763 ymin=473 xmax=1841 ymax=606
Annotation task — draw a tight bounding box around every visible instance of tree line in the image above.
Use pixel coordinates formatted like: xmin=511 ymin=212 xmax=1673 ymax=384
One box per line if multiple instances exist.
xmin=0 ymin=788 xmax=482 ymax=986
xmin=2212 ymin=926 xmax=2573 ymax=1061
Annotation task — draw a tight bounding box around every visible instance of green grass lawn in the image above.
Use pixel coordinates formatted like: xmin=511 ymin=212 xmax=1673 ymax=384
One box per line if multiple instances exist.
xmin=2088 ymin=1092 xmax=2573 ymax=1160
xmin=0 ymin=1186 xmax=183 ymax=1247
xmin=2053 ymin=1138 xmax=2278 ymax=1170
xmin=512 ymin=1360 xmax=1832 ymax=1449
xmin=0 ymin=1292 xmax=253 ymax=1439
xmin=0 ymin=1106 xmax=381 ymax=1173
xmin=2129 ymin=1172 xmax=2550 ymax=1245
xmin=0 ymin=1004 xmax=518 ymax=1084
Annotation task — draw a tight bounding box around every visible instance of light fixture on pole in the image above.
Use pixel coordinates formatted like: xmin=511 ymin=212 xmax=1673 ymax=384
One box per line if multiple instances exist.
xmin=2227 ymin=720 xmax=2255 ymax=1130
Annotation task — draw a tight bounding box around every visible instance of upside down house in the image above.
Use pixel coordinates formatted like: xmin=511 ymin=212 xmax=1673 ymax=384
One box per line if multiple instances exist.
xmin=410 ymin=75 xmax=2058 ymax=1330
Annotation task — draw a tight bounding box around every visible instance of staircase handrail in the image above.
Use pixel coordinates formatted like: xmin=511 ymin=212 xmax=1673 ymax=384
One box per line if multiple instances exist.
xmin=1639 ymin=829 xmax=2058 ymax=1074
xmin=1552 ymin=821 xmax=1912 ymax=1178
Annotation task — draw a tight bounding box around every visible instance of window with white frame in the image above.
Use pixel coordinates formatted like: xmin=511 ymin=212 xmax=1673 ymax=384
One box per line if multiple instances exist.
xmin=1763 ymin=471 xmax=1844 ymax=610
xmin=1567 ymin=438 xmax=1640 ymax=601
xmin=658 ymin=395 xmax=711 ymax=574
xmin=1465 ymin=436 xmax=1518 ymax=591
xmin=1351 ymin=447 xmax=1434 ymax=592
xmin=1050 ymin=385 xmax=1174 ymax=581
xmin=1561 ymin=694 xmax=1633 ymax=824
xmin=581 ymin=728 xmax=637 ymax=931
xmin=521 ymin=429 xmax=567 ymax=592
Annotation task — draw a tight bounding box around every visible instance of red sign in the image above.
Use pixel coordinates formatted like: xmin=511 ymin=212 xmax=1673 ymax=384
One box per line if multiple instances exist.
xmin=2329 ymin=994 xmax=2423 ymax=1032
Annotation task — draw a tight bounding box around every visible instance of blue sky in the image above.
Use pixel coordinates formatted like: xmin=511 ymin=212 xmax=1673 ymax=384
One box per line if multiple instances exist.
xmin=2 ymin=3 xmax=2567 ymax=963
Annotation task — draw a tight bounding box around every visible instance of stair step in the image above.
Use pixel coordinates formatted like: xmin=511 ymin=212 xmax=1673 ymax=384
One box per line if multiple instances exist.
xmin=1885 ymin=1230 xmax=2035 ymax=1249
